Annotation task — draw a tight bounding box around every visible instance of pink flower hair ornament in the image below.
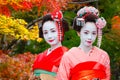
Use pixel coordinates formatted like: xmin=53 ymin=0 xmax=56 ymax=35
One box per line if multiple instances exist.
xmin=96 ymin=17 xmax=107 ymax=29
xmin=96 ymin=17 xmax=107 ymax=47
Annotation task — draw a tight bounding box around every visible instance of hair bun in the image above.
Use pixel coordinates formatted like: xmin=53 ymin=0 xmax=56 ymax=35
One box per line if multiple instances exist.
xmin=77 ymin=6 xmax=99 ymax=17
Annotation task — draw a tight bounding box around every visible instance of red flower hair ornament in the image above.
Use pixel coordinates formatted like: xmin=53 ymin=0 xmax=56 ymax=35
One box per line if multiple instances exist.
xmin=51 ymin=10 xmax=63 ymax=41
xmin=51 ymin=10 xmax=63 ymax=21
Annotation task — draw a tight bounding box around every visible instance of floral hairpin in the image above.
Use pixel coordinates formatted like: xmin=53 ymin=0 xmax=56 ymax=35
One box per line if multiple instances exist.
xmin=96 ymin=17 xmax=106 ymax=29
xmin=96 ymin=17 xmax=106 ymax=47
xmin=51 ymin=10 xmax=63 ymax=21
xmin=51 ymin=10 xmax=63 ymax=41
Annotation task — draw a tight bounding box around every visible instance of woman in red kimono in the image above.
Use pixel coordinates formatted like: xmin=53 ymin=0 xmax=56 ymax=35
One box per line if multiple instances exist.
xmin=29 ymin=10 xmax=69 ymax=80
xmin=56 ymin=6 xmax=110 ymax=80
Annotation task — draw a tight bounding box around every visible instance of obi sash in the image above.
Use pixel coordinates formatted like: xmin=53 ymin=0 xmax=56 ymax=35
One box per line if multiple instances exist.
xmin=70 ymin=61 xmax=106 ymax=80
xmin=34 ymin=69 xmax=56 ymax=77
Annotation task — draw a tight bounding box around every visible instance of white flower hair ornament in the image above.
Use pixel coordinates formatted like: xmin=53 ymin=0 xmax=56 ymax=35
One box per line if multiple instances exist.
xmin=96 ymin=17 xmax=107 ymax=48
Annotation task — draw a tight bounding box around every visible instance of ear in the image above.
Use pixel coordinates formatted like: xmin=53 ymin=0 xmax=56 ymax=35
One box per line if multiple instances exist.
xmin=77 ymin=31 xmax=80 ymax=36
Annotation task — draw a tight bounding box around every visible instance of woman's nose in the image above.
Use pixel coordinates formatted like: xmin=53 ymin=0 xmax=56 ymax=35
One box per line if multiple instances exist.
xmin=48 ymin=32 xmax=52 ymax=38
xmin=88 ymin=34 xmax=92 ymax=39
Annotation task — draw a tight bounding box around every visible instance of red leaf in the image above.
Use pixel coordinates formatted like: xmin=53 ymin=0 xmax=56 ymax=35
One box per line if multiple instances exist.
xmin=0 ymin=6 xmax=11 ymax=16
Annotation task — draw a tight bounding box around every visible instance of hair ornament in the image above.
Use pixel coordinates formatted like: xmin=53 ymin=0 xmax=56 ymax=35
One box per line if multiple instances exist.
xmin=76 ymin=18 xmax=85 ymax=27
xmin=76 ymin=6 xmax=99 ymax=27
xmin=77 ymin=6 xmax=99 ymax=17
xmin=51 ymin=10 xmax=63 ymax=41
xmin=51 ymin=10 xmax=63 ymax=21
xmin=95 ymin=17 xmax=106 ymax=47
xmin=96 ymin=17 xmax=106 ymax=29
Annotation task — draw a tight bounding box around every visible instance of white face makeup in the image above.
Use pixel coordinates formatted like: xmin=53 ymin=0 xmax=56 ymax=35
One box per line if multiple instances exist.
xmin=80 ymin=22 xmax=97 ymax=47
xmin=42 ymin=21 xmax=59 ymax=46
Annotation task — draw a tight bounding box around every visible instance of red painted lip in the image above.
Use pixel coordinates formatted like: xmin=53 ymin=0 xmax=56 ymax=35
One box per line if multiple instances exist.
xmin=49 ymin=39 xmax=54 ymax=42
xmin=87 ymin=41 xmax=92 ymax=44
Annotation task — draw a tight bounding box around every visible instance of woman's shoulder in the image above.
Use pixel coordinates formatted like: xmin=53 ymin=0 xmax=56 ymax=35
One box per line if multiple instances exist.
xmin=63 ymin=47 xmax=79 ymax=57
xmin=94 ymin=46 xmax=107 ymax=52
xmin=61 ymin=46 xmax=69 ymax=51
xmin=68 ymin=47 xmax=80 ymax=53
xmin=53 ymin=46 xmax=68 ymax=53
xmin=94 ymin=46 xmax=109 ymax=56
xmin=37 ymin=49 xmax=48 ymax=57
xmin=60 ymin=47 xmax=79 ymax=62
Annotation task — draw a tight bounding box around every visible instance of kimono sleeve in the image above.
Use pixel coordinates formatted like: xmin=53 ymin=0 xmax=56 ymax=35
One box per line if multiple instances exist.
xmin=56 ymin=53 xmax=71 ymax=80
xmin=104 ymin=53 xmax=111 ymax=80
xmin=100 ymin=51 xmax=111 ymax=80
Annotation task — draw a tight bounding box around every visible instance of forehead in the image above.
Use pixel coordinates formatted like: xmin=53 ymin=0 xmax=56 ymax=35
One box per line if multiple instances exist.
xmin=82 ymin=22 xmax=97 ymax=31
xmin=42 ymin=21 xmax=57 ymax=30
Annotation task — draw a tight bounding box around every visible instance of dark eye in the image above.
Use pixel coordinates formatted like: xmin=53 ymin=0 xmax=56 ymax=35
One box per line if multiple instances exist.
xmin=43 ymin=31 xmax=48 ymax=34
xmin=51 ymin=30 xmax=56 ymax=32
xmin=93 ymin=32 xmax=97 ymax=35
xmin=84 ymin=32 xmax=88 ymax=34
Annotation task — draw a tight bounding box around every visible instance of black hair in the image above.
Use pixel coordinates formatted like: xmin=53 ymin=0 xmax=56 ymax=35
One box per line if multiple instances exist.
xmin=73 ymin=13 xmax=98 ymax=32
xmin=39 ymin=14 xmax=69 ymax=41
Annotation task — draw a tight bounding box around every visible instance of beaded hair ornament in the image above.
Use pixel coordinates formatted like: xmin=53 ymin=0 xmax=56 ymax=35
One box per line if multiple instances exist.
xmin=76 ymin=6 xmax=106 ymax=47
xmin=51 ymin=10 xmax=63 ymax=41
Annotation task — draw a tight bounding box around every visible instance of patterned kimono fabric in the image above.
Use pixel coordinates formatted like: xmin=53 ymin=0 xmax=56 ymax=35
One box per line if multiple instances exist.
xmin=70 ymin=61 xmax=106 ymax=80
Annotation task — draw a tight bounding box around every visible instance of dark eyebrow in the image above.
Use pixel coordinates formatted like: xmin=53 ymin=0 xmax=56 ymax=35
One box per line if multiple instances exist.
xmin=43 ymin=30 xmax=47 ymax=32
xmin=84 ymin=30 xmax=97 ymax=32
xmin=93 ymin=31 xmax=97 ymax=33
xmin=50 ymin=28 xmax=56 ymax=30
xmin=84 ymin=30 xmax=89 ymax=32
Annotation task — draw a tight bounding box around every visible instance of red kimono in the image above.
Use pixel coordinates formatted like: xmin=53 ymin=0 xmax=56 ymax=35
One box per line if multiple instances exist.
xmin=32 ymin=46 xmax=68 ymax=73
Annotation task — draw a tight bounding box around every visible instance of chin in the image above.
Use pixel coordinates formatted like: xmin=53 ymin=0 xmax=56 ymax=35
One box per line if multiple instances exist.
xmin=50 ymin=43 xmax=58 ymax=46
xmin=85 ymin=44 xmax=92 ymax=47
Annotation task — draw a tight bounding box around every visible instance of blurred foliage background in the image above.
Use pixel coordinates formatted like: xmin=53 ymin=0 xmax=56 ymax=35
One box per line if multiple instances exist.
xmin=0 ymin=0 xmax=120 ymax=79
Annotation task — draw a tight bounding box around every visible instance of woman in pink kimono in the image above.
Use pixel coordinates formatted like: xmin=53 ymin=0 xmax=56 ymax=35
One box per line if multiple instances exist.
xmin=29 ymin=10 xmax=69 ymax=80
xmin=57 ymin=6 xmax=110 ymax=80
